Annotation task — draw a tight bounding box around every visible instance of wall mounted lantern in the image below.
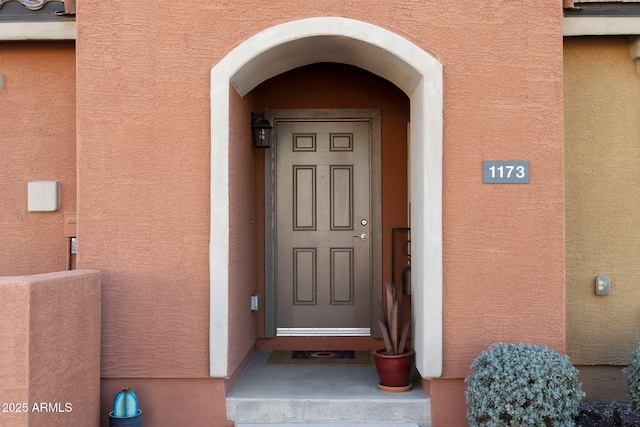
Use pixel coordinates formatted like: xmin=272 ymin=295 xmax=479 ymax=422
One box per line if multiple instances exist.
xmin=251 ymin=112 xmax=272 ymax=148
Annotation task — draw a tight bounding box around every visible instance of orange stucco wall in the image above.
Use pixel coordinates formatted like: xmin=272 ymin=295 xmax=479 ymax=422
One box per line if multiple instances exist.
xmin=100 ymin=378 xmax=232 ymax=427
xmin=71 ymin=1 xmax=565 ymax=426
xmin=0 ymin=270 xmax=101 ymax=427
xmin=565 ymin=36 xmax=640 ymax=400
xmin=0 ymin=42 xmax=76 ymax=276
xmin=227 ymin=86 xmax=260 ymax=373
xmin=429 ymin=378 xmax=470 ymax=427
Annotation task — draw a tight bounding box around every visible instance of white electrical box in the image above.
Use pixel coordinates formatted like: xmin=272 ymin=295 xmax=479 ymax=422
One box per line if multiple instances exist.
xmin=250 ymin=295 xmax=260 ymax=311
xmin=28 ymin=180 xmax=61 ymax=212
xmin=595 ymin=276 xmax=611 ymax=296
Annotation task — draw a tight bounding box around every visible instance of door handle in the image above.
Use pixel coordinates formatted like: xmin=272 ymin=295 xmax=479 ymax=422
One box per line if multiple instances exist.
xmin=354 ymin=233 xmax=369 ymax=241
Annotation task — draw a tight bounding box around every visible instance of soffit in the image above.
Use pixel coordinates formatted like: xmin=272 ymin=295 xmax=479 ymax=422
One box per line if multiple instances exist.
xmin=0 ymin=0 xmax=74 ymax=40
xmin=566 ymin=0 xmax=640 ymax=16
xmin=230 ymin=35 xmax=422 ymax=97
xmin=0 ymin=0 xmax=73 ymax=21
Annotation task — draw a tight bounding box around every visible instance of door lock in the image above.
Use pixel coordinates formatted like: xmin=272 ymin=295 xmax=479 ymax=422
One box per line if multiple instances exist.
xmin=354 ymin=233 xmax=369 ymax=241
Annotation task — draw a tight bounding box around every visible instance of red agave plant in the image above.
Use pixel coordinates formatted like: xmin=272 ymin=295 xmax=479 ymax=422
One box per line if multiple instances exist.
xmin=378 ymin=282 xmax=410 ymax=355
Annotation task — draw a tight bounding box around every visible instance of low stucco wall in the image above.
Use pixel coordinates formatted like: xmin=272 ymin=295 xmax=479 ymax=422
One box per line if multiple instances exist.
xmin=0 ymin=270 xmax=101 ymax=427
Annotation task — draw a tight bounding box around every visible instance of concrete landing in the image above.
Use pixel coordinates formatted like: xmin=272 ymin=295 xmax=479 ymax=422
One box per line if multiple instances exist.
xmin=236 ymin=424 xmax=421 ymax=426
xmin=227 ymin=351 xmax=431 ymax=426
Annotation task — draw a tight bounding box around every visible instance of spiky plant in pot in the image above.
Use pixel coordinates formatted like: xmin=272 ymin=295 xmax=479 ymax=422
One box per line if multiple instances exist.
xmin=373 ymin=282 xmax=414 ymax=390
xmin=378 ymin=282 xmax=410 ymax=355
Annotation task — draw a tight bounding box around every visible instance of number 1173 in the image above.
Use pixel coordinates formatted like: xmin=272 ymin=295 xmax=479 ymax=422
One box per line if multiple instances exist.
xmin=488 ymin=165 xmax=525 ymax=179
xmin=483 ymin=161 xmax=529 ymax=183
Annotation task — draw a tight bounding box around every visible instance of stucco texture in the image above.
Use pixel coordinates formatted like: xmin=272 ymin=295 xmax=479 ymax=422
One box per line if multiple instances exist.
xmin=227 ymin=87 xmax=260 ymax=374
xmin=100 ymin=378 xmax=232 ymax=427
xmin=77 ymin=0 xmax=564 ymax=375
xmin=71 ymin=0 xmax=565 ymax=425
xmin=0 ymin=270 xmax=101 ymax=427
xmin=565 ymin=36 xmax=640 ymax=365
xmin=437 ymin=3 xmax=565 ymax=377
xmin=0 ymin=42 xmax=76 ymax=276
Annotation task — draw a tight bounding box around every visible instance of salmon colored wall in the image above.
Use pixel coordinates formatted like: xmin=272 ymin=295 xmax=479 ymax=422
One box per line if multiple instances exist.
xmin=251 ymin=63 xmax=410 ymax=341
xmin=73 ymin=0 xmax=564 ymax=425
xmin=100 ymin=379 xmax=232 ymax=427
xmin=0 ymin=281 xmax=29 ymax=427
xmin=227 ymin=87 xmax=260 ymax=373
xmin=440 ymin=0 xmax=565 ymax=379
xmin=0 ymin=270 xmax=101 ymax=427
xmin=0 ymin=42 xmax=76 ymax=276
xmin=429 ymin=379 xmax=469 ymax=427
xmin=565 ymin=36 xmax=640 ymax=367
xmin=77 ymin=0 xmax=212 ymax=377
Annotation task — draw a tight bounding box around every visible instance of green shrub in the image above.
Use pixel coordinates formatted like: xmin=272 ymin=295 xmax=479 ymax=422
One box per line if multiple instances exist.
xmin=624 ymin=343 xmax=640 ymax=411
xmin=465 ymin=343 xmax=584 ymax=426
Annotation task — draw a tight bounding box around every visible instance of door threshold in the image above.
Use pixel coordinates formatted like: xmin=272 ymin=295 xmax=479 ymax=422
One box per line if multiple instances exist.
xmin=277 ymin=327 xmax=371 ymax=336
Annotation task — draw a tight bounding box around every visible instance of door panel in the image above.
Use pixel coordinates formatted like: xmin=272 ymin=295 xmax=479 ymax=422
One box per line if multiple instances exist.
xmin=276 ymin=120 xmax=371 ymax=332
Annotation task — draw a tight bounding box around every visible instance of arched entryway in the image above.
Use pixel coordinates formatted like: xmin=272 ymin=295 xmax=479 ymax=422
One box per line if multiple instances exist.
xmin=209 ymin=17 xmax=443 ymax=379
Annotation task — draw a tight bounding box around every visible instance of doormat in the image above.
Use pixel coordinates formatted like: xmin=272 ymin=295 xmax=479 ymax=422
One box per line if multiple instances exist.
xmin=266 ymin=350 xmax=374 ymax=366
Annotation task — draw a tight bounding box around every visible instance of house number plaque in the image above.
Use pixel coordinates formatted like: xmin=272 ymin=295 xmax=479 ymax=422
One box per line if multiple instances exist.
xmin=483 ymin=160 xmax=529 ymax=184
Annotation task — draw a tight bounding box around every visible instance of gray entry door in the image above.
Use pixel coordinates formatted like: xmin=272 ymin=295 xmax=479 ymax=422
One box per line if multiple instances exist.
xmin=276 ymin=120 xmax=371 ymax=334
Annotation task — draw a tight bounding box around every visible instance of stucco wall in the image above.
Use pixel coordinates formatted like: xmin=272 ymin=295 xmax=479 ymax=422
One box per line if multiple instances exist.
xmin=77 ymin=2 xmax=212 ymax=377
xmin=227 ymin=87 xmax=260 ymax=373
xmin=438 ymin=0 xmax=565 ymax=378
xmin=100 ymin=378 xmax=232 ymax=427
xmin=73 ymin=0 xmax=564 ymax=425
xmin=0 ymin=270 xmax=101 ymax=427
xmin=565 ymin=36 xmax=640 ymax=366
xmin=0 ymin=42 xmax=76 ymax=276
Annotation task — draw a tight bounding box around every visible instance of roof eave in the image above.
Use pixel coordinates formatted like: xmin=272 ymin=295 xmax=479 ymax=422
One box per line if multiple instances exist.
xmin=0 ymin=20 xmax=75 ymax=40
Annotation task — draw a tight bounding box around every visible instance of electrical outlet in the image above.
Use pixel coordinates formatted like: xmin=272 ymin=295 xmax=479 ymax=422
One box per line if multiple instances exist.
xmin=250 ymin=295 xmax=259 ymax=311
xmin=595 ymin=276 xmax=611 ymax=296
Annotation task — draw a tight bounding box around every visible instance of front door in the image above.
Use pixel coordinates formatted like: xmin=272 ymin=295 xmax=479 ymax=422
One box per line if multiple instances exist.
xmin=275 ymin=119 xmax=372 ymax=335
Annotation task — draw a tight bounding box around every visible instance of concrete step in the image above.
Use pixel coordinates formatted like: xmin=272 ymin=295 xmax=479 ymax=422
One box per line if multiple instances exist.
xmin=235 ymin=423 xmax=421 ymax=426
xmin=227 ymin=396 xmax=429 ymax=424
xmin=226 ymin=351 xmax=430 ymax=427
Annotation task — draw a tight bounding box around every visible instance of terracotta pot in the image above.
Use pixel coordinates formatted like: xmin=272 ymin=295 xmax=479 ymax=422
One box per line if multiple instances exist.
xmin=64 ymin=0 xmax=75 ymax=14
xmin=372 ymin=348 xmax=414 ymax=388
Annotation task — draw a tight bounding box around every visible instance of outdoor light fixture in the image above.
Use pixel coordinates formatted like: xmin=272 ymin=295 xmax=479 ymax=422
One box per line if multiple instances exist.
xmin=251 ymin=112 xmax=272 ymax=148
